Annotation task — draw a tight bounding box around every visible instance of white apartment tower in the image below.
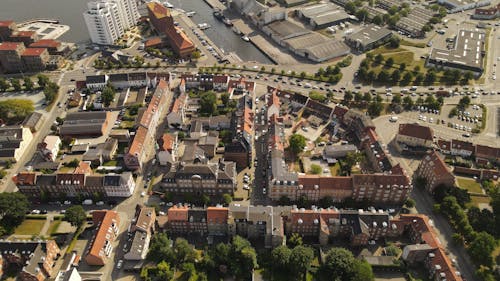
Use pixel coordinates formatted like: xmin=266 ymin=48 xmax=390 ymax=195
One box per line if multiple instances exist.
xmin=83 ymin=0 xmax=140 ymax=45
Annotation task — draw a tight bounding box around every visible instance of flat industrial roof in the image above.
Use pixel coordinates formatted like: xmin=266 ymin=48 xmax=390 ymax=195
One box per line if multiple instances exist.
xmin=429 ymin=29 xmax=485 ymax=70
xmin=265 ymin=20 xmax=309 ymax=40
xmin=299 ymin=3 xmax=350 ymax=26
xmin=345 ymin=24 xmax=392 ymax=47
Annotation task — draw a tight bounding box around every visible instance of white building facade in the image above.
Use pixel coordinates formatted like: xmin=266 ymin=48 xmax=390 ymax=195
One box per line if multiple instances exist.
xmin=83 ymin=0 xmax=139 ymax=45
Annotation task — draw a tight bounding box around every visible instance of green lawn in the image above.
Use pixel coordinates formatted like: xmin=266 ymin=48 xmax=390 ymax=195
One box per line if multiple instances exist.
xmin=14 ymin=219 xmax=46 ymax=236
xmin=48 ymin=219 xmax=62 ymax=235
xmin=103 ymin=160 xmax=118 ymax=166
xmin=466 ymin=195 xmax=491 ymax=208
xmin=457 ymin=177 xmax=483 ymax=193
xmin=329 ymin=163 xmax=341 ymax=176
xmin=400 ymin=39 xmax=426 ymax=48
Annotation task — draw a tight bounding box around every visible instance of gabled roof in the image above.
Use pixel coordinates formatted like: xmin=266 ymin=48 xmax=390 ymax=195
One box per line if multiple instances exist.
xmin=167 ymin=205 xmax=189 ymax=221
xmin=147 ymin=1 xmax=171 ymax=19
xmin=398 ymin=123 xmax=433 ymax=141
xmin=451 ymin=139 xmax=474 ymax=152
xmin=0 ymin=42 xmax=23 ymax=51
xmin=0 ymin=20 xmax=14 ymax=27
xmin=29 ymin=39 xmax=61 ymax=48
xmin=22 ymin=48 xmax=46 ymax=56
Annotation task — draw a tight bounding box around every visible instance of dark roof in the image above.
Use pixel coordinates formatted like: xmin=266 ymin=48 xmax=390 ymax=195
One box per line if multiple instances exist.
xmin=109 ymin=73 xmax=129 ymax=82
xmin=86 ymin=75 xmax=106 ymax=84
xmin=22 ymin=112 xmax=44 ymax=128
xmin=398 ymin=123 xmax=433 ymax=141
xmin=188 ymin=209 xmax=207 ymax=223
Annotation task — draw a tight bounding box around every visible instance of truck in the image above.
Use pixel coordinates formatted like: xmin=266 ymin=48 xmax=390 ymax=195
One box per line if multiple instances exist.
xmin=82 ymin=199 xmax=93 ymax=205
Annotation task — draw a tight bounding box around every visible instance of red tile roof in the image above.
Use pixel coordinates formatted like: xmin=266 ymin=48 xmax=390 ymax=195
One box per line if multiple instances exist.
xmin=333 ymin=105 xmax=348 ymax=120
xmin=437 ymin=139 xmax=451 ymax=150
xmin=475 ymin=144 xmax=500 ymax=158
xmin=144 ymin=37 xmax=163 ymax=48
xmin=298 ymin=175 xmax=353 ymax=191
xmin=11 ymin=31 xmax=36 ymax=37
xmin=0 ymin=20 xmax=14 ymax=27
xmin=268 ymin=88 xmax=280 ymax=107
xmin=160 ymin=133 xmax=175 ymax=151
xmin=128 ymin=126 xmax=148 ymax=157
xmin=207 ymin=207 xmax=229 ymax=223
xmin=146 ymin=2 xmax=171 ymax=19
xmin=167 ymin=205 xmax=189 ymax=221
xmin=451 ymin=139 xmax=474 ymax=152
xmin=29 ymin=39 xmax=61 ymax=48
xmin=0 ymin=42 xmax=23 ymax=51
xmin=86 ymin=211 xmax=119 ymax=265
xmin=166 ymin=27 xmax=194 ymax=51
xmin=22 ymin=48 xmax=46 ymax=56
xmin=12 ymin=172 xmax=36 ymax=185
xmin=399 ymin=214 xmax=463 ymax=281
xmin=213 ymin=75 xmax=229 ymax=84
xmin=398 ymin=123 xmax=433 ymax=141
xmin=74 ymin=161 xmax=92 ymax=174
xmin=423 ymin=151 xmax=452 ymax=176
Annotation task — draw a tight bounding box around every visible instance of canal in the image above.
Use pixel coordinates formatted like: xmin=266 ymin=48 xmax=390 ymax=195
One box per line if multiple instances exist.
xmin=0 ymin=0 xmax=272 ymax=63
xmin=169 ymin=0 xmax=273 ymax=64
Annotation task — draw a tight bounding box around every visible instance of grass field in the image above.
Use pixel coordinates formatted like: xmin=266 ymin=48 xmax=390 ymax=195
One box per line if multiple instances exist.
xmin=48 ymin=219 xmax=62 ymax=235
xmin=14 ymin=219 xmax=46 ymax=236
xmin=457 ymin=177 xmax=483 ymax=193
xmin=329 ymin=163 xmax=341 ymax=176
xmin=467 ymin=195 xmax=491 ymax=208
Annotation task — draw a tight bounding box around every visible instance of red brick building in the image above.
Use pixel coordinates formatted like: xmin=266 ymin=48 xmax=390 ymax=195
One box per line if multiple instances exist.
xmin=0 ymin=20 xmax=17 ymax=41
xmin=85 ymin=211 xmax=120 ymax=266
xmin=10 ymin=31 xmax=38 ymax=45
xmin=21 ymin=48 xmax=49 ymax=72
xmin=0 ymin=41 xmax=25 ymax=73
xmin=146 ymin=2 xmax=195 ymax=58
xmin=415 ymin=151 xmax=455 ymax=192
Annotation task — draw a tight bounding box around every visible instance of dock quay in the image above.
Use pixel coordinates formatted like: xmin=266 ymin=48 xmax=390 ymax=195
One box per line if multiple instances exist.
xmin=202 ymin=0 xmax=227 ymax=11
xmin=17 ymin=20 xmax=70 ymax=40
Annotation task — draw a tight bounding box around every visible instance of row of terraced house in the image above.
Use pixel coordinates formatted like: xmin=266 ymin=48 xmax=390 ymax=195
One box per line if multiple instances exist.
xmin=265 ymin=86 xmax=413 ymax=206
xmin=161 ymin=205 xmax=463 ymax=280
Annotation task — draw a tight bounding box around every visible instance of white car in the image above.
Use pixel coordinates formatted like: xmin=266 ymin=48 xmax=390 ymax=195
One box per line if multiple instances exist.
xmin=116 ymin=260 xmax=123 ymax=269
xmin=262 ymin=188 xmax=267 ymax=194
xmin=243 ymin=185 xmax=250 ymax=190
xmin=140 ymin=191 xmax=146 ymax=197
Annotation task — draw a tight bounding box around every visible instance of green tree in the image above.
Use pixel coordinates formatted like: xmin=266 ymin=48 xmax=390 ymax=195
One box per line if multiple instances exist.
xmin=37 ymin=74 xmax=50 ymax=88
xmin=319 ymin=247 xmax=365 ymax=281
xmin=352 ymin=260 xmax=375 ymax=281
xmin=363 ymin=92 xmax=372 ymax=102
xmin=377 ymin=70 xmax=390 ymax=83
xmin=344 ymin=152 xmax=364 ymax=174
xmin=468 ymin=232 xmax=496 ymax=267
xmin=388 ymin=36 xmax=400 ymax=48
xmin=141 ymin=260 xmax=174 ymax=281
xmin=372 ymin=15 xmax=383 ymax=25
xmin=11 ymin=78 xmax=21 ymax=91
xmin=300 ymin=71 xmax=307 ymax=78
xmin=343 ymin=91 xmax=353 ymax=104
xmin=222 ymin=193 xmax=232 ymax=205
xmin=23 ymin=77 xmax=34 ymax=91
xmin=64 ymin=205 xmax=87 ymax=227
xmin=289 ymin=134 xmax=306 ymax=155
xmin=391 ymin=93 xmax=402 ymax=105
xmin=399 ymin=63 xmax=407 ymax=72
xmin=289 ymin=246 xmax=314 ymax=279
xmin=345 ymin=1 xmax=356 ymax=13
xmin=148 ymin=233 xmax=175 ymax=262
xmin=310 ymin=164 xmax=322 ymax=174
xmin=0 ymin=77 xmax=9 ymax=91
xmin=173 ymin=238 xmax=197 ymax=266
xmin=0 ymin=193 xmax=29 ymax=234
xmin=384 ymin=57 xmax=395 ymax=68
xmin=403 ymin=96 xmax=414 ymax=110
xmin=401 ymin=72 xmax=413 ymax=85
xmin=271 ymin=245 xmax=291 ymax=269
xmin=101 ymin=85 xmax=115 ymax=106
xmin=391 ymin=69 xmax=401 ymax=83
xmin=199 ymin=91 xmax=217 ymax=116
xmin=309 ymin=91 xmax=327 ymax=102
xmin=288 ymin=233 xmax=303 ymax=248
xmin=0 ymin=99 xmax=34 ymax=124
xmin=374 ymin=54 xmax=384 ymax=65
xmin=368 ymin=101 xmax=384 ymax=117
xmin=414 ymin=73 xmax=424 ymax=85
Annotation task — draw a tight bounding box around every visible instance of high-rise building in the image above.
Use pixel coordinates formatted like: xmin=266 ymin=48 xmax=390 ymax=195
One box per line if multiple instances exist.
xmin=83 ymin=0 xmax=139 ymax=45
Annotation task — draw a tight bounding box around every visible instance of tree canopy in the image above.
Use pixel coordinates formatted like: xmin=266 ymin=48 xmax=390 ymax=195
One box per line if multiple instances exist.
xmin=0 ymin=99 xmax=34 ymax=124
xmin=319 ymin=247 xmax=374 ymax=281
xmin=289 ymin=134 xmax=307 ymax=155
xmin=64 ymin=205 xmax=87 ymax=227
xmin=0 ymin=193 xmax=29 ymax=236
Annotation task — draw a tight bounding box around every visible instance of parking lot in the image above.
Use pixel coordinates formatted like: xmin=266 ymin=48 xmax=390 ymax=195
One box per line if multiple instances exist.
xmin=0 ymin=89 xmax=47 ymax=111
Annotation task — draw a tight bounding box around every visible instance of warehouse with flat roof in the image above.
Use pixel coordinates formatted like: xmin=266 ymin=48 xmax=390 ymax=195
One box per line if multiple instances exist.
xmin=297 ymin=3 xmax=351 ymax=29
xmin=345 ymin=24 xmax=393 ymax=52
xmin=427 ymin=29 xmax=485 ymax=74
